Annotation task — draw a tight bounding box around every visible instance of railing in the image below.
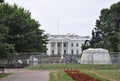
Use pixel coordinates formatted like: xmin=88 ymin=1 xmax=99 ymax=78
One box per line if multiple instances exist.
xmin=0 ymin=52 xmax=120 ymax=70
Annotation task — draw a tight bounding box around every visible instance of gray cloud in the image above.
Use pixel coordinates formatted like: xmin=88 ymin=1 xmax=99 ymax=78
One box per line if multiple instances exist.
xmin=6 ymin=0 xmax=120 ymax=36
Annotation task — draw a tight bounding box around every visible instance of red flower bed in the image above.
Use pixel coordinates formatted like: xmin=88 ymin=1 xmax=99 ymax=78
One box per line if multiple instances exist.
xmin=64 ymin=70 xmax=100 ymax=81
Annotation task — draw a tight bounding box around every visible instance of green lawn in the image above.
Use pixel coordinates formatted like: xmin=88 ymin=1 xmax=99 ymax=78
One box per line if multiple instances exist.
xmin=95 ymin=70 xmax=120 ymax=81
xmin=25 ymin=64 xmax=120 ymax=70
xmin=49 ymin=70 xmax=73 ymax=81
xmin=49 ymin=70 xmax=108 ymax=81
xmin=0 ymin=73 xmax=10 ymax=79
xmin=80 ymin=70 xmax=109 ymax=81
xmin=49 ymin=70 xmax=120 ymax=81
xmin=25 ymin=64 xmax=120 ymax=81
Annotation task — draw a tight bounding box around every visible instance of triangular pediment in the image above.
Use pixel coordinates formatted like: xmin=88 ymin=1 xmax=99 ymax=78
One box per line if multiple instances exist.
xmin=49 ymin=35 xmax=70 ymax=41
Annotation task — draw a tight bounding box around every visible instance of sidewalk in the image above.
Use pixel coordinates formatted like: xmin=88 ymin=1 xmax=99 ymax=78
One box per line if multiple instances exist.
xmin=0 ymin=69 xmax=50 ymax=81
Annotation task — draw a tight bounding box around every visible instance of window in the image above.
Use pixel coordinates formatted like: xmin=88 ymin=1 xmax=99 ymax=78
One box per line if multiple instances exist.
xmin=58 ymin=52 xmax=60 ymax=55
xmin=58 ymin=49 xmax=60 ymax=55
xmin=64 ymin=43 xmax=66 ymax=47
xmin=76 ymin=43 xmax=79 ymax=47
xmin=76 ymin=50 xmax=79 ymax=55
xmin=71 ymin=43 xmax=73 ymax=47
xmin=71 ymin=50 xmax=73 ymax=55
xmin=58 ymin=43 xmax=60 ymax=47
xmin=52 ymin=50 xmax=54 ymax=55
xmin=52 ymin=44 xmax=54 ymax=47
xmin=64 ymin=50 xmax=66 ymax=54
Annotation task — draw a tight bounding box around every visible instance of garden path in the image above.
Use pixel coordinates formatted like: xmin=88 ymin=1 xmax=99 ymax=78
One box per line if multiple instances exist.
xmin=0 ymin=69 xmax=50 ymax=81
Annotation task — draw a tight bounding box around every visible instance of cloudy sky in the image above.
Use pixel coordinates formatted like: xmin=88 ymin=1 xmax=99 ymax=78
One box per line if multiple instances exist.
xmin=6 ymin=0 xmax=120 ymax=36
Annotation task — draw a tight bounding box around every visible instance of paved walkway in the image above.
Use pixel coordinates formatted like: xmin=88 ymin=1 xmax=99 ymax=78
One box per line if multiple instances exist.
xmin=0 ymin=69 xmax=50 ymax=81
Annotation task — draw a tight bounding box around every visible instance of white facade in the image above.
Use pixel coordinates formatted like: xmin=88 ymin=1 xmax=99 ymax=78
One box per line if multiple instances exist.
xmin=46 ymin=34 xmax=90 ymax=58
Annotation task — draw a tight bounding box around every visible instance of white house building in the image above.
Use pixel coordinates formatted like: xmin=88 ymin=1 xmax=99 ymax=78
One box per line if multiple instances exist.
xmin=46 ymin=34 xmax=90 ymax=58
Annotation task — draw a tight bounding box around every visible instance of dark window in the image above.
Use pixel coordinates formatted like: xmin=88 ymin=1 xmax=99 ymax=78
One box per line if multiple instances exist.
xmin=64 ymin=43 xmax=66 ymax=47
xmin=76 ymin=43 xmax=79 ymax=47
xmin=71 ymin=50 xmax=73 ymax=55
xmin=52 ymin=50 xmax=54 ymax=55
xmin=71 ymin=43 xmax=73 ymax=47
xmin=58 ymin=43 xmax=60 ymax=47
xmin=58 ymin=52 xmax=60 ymax=55
xmin=64 ymin=50 xmax=66 ymax=54
xmin=76 ymin=50 xmax=79 ymax=54
xmin=58 ymin=49 xmax=60 ymax=55
xmin=52 ymin=44 xmax=54 ymax=47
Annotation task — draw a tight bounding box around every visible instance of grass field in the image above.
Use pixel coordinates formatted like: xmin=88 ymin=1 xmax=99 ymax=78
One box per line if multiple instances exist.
xmin=25 ymin=64 xmax=120 ymax=81
xmin=0 ymin=73 xmax=10 ymax=79
xmin=78 ymin=70 xmax=120 ymax=81
xmin=80 ymin=70 xmax=109 ymax=81
xmin=25 ymin=64 xmax=120 ymax=70
xmin=49 ymin=70 xmax=120 ymax=81
xmin=49 ymin=71 xmax=73 ymax=81
xmin=95 ymin=70 xmax=120 ymax=81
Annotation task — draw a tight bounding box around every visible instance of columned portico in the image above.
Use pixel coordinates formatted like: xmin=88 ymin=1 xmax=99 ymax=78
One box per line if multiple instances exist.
xmin=47 ymin=34 xmax=90 ymax=58
xmin=48 ymin=41 xmax=68 ymax=56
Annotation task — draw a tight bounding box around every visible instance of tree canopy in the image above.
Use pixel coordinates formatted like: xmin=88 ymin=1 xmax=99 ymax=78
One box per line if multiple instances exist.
xmin=82 ymin=2 xmax=120 ymax=52
xmin=0 ymin=23 xmax=16 ymax=60
xmin=0 ymin=0 xmax=4 ymax=3
xmin=0 ymin=2 xmax=48 ymax=59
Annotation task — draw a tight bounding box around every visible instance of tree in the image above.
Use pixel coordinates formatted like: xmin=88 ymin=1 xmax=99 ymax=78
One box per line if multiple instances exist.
xmin=0 ymin=0 xmax=4 ymax=4
xmin=0 ymin=3 xmax=48 ymax=53
xmin=0 ymin=25 xmax=15 ymax=60
xmin=95 ymin=2 xmax=120 ymax=52
xmin=82 ymin=2 xmax=120 ymax=52
xmin=117 ymin=32 xmax=120 ymax=51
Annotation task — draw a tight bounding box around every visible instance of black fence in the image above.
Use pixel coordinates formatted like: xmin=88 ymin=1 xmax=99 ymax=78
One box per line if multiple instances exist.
xmin=0 ymin=52 xmax=120 ymax=69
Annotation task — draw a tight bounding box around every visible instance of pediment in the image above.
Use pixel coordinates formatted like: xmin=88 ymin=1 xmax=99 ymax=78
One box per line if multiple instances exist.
xmin=49 ymin=36 xmax=70 ymax=41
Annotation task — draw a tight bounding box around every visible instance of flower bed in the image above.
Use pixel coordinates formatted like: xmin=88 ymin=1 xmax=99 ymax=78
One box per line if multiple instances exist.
xmin=64 ymin=70 xmax=100 ymax=81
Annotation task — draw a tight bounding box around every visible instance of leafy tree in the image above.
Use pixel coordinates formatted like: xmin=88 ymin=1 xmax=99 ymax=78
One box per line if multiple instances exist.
xmin=0 ymin=25 xmax=15 ymax=60
xmin=0 ymin=0 xmax=4 ymax=3
xmin=82 ymin=2 xmax=120 ymax=52
xmin=95 ymin=2 xmax=120 ymax=52
xmin=117 ymin=32 xmax=120 ymax=51
xmin=0 ymin=3 xmax=48 ymax=53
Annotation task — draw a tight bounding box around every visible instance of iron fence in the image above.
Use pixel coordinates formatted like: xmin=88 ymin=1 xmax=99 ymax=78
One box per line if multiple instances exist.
xmin=0 ymin=52 xmax=120 ymax=70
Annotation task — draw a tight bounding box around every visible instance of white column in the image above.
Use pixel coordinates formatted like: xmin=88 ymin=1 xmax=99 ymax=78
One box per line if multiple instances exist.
xmin=67 ymin=42 xmax=70 ymax=55
xmin=46 ymin=42 xmax=49 ymax=55
xmin=49 ymin=42 xmax=51 ymax=55
xmin=48 ymin=41 xmax=51 ymax=55
xmin=61 ymin=42 xmax=63 ymax=59
xmin=55 ymin=42 xmax=58 ymax=55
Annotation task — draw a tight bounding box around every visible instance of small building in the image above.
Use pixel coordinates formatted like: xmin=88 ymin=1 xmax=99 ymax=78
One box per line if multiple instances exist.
xmin=46 ymin=34 xmax=90 ymax=58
